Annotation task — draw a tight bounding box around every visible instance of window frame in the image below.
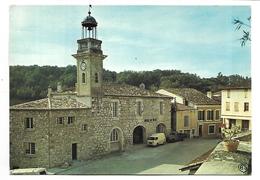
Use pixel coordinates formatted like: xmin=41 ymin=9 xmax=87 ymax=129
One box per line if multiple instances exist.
xmin=25 ymin=142 xmax=36 ymax=155
xmin=226 ymin=102 xmax=230 ymax=111
xmin=244 ymin=89 xmax=248 ymax=98
xmin=234 ymin=102 xmax=239 ymax=112
xmin=95 ymin=72 xmax=99 ymax=83
xmin=215 ymin=110 xmax=220 ymax=120
xmin=56 ymin=117 xmax=65 ymax=125
xmin=82 ymin=72 xmax=86 ymax=83
xmin=25 ymin=117 xmax=34 ymax=129
xmin=137 ymin=101 xmax=142 ymax=116
xmin=160 ymin=101 xmax=163 ymax=115
xmin=110 ymin=129 xmax=119 ymax=142
xmin=82 ymin=124 xmax=88 ymax=131
xmin=198 ymin=110 xmax=205 ymax=121
xmin=244 ymin=102 xmax=249 ymax=112
xmin=207 ymin=110 xmax=214 ymax=120
xmin=208 ymin=125 xmax=215 ymax=135
xmin=112 ymin=101 xmax=119 ymax=118
xmin=227 ymin=90 xmax=230 ymax=98
xmin=68 ymin=116 xmax=75 ymax=125
xmin=184 ymin=115 xmax=189 ymax=127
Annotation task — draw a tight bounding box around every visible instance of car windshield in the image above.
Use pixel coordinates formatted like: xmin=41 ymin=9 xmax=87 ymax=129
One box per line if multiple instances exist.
xmin=147 ymin=137 xmax=157 ymax=140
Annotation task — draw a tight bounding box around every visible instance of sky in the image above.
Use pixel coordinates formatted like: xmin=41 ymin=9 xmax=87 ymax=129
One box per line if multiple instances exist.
xmin=9 ymin=5 xmax=251 ymax=78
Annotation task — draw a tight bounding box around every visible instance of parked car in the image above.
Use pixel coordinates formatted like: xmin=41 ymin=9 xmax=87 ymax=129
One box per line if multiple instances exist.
xmin=166 ymin=131 xmax=185 ymax=143
xmin=10 ymin=168 xmax=53 ymax=175
xmin=147 ymin=133 xmax=166 ymax=146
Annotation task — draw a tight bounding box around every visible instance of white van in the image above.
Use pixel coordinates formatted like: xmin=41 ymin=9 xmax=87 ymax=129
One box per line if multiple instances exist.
xmin=10 ymin=168 xmax=52 ymax=175
xmin=147 ymin=133 xmax=166 ymax=146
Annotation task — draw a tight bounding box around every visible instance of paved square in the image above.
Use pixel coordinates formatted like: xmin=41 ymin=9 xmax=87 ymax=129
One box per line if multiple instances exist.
xmin=49 ymin=138 xmax=219 ymax=175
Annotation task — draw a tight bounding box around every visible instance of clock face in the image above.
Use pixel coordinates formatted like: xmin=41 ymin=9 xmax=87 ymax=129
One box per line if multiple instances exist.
xmin=80 ymin=61 xmax=86 ymax=71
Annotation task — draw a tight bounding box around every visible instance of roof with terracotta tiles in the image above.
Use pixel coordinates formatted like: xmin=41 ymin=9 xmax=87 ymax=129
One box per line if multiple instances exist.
xmin=166 ymin=88 xmax=220 ymax=105
xmin=10 ymin=83 xmax=170 ymax=109
xmin=10 ymin=95 xmax=88 ymax=110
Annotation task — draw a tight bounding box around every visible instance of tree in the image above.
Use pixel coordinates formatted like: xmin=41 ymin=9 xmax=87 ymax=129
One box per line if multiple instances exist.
xmin=233 ymin=16 xmax=251 ymax=46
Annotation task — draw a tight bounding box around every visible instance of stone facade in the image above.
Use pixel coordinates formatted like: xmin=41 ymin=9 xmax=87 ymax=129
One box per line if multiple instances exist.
xmin=10 ymin=93 xmax=171 ymax=168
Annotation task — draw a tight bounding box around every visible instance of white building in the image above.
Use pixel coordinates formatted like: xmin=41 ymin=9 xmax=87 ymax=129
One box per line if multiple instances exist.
xmin=221 ymin=87 xmax=251 ymax=131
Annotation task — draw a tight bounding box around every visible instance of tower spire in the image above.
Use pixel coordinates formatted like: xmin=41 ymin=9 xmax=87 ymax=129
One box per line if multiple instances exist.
xmin=81 ymin=5 xmax=97 ymax=39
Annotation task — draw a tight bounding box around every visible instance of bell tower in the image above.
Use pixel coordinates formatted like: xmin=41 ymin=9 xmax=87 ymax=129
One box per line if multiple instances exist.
xmin=72 ymin=6 xmax=107 ymax=97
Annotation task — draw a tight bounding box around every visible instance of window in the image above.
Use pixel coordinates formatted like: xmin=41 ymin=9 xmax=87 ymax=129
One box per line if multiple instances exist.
xmin=226 ymin=102 xmax=230 ymax=111
xmin=215 ymin=110 xmax=220 ymax=120
xmin=198 ymin=110 xmax=205 ymax=120
xmin=56 ymin=117 xmax=64 ymax=125
xmin=137 ymin=101 xmax=142 ymax=116
xmin=25 ymin=117 xmax=33 ymax=129
xmin=229 ymin=119 xmax=236 ymax=129
xmin=110 ymin=129 xmax=119 ymax=142
xmin=227 ymin=90 xmax=230 ymax=98
xmin=184 ymin=116 xmax=189 ymax=127
xmin=82 ymin=73 xmax=86 ymax=83
xmin=95 ymin=73 xmax=99 ymax=83
xmin=68 ymin=116 xmax=75 ymax=124
xmin=244 ymin=89 xmax=248 ymax=98
xmin=207 ymin=110 xmax=214 ymax=120
xmin=192 ymin=129 xmax=195 ymax=135
xmin=208 ymin=125 xmax=215 ymax=134
xmin=160 ymin=102 xmax=163 ymax=115
xmin=82 ymin=124 xmax=88 ymax=131
xmin=25 ymin=142 xmax=35 ymax=155
xmin=234 ymin=102 xmax=239 ymax=112
xmin=112 ymin=102 xmax=118 ymax=117
xmin=244 ymin=102 xmax=249 ymax=112
xmin=184 ymin=100 xmax=188 ymax=106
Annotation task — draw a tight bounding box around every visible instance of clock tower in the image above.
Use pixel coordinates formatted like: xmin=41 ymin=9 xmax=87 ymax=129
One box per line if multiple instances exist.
xmin=72 ymin=7 xmax=107 ymax=97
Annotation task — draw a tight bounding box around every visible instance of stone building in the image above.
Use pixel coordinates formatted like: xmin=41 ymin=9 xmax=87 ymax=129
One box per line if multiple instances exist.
xmin=10 ymin=10 xmax=171 ymax=169
xmin=157 ymin=88 xmax=222 ymax=138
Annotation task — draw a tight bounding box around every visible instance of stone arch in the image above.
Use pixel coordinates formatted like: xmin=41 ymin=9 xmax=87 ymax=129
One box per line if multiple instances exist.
xmin=109 ymin=127 xmax=124 ymax=152
xmin=156 ymin=123 xmax=167 ymax=134
xmin=133 ymin=125 xmax=146 ymax=144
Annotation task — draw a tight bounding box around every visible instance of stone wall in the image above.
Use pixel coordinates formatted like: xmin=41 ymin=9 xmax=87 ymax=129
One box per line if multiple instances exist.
xmin=10 ymin=95 xmax=171 ymax=168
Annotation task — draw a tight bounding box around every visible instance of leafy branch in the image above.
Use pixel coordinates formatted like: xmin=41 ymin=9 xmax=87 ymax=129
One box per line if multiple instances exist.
xmin=233 ymin=16 xmax=251 ymax=46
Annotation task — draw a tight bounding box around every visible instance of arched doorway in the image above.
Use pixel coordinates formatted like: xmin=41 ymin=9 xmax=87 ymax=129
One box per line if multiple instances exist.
xmin=133 ymin=126 xmax=145 ymax=144
xmin=156 ymin=123 xmax=166 ymax=134
xmin=109 ymin=128 xmax=123 ymax=152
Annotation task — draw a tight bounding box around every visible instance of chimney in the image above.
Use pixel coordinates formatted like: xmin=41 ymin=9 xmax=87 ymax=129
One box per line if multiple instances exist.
xmin=57 ymin=82 xmax=62 ymax=93
xmin=139 ymin=83 xmax=145 ymax=90
xmin=207 ymin=91 xmax=212 ymax=99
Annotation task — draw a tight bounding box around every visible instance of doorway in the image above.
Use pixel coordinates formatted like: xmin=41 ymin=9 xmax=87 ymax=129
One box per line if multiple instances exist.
xmin=133 ymin=126 xmax=145 ymax=144
xmin=72 ymin=143 xmax=77 ymax=160
xmin=229 ymin=119 xmax=236 ymax=129
xmin=242 ymin=120 xmax=249 ymax=131
xmin=156 ymin=123 xmax=166 ymax=134
xmin=199 ymin=125 xmax=203 ymax=137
